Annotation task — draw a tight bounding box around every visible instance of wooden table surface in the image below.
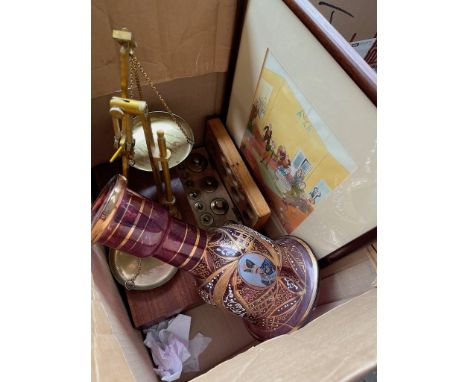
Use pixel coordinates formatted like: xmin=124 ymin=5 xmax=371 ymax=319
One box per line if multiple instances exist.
xmin=92 ymin=161 xmax=204 ymax=329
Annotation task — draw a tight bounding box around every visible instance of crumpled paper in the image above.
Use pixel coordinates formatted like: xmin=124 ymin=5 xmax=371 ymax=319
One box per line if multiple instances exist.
xmin=143 ymin=314 xmax=212 ymax=381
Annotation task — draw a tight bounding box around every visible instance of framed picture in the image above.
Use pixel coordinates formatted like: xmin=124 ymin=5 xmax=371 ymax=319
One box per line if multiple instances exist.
xmin=226 ymin=0 xmax=376 ymax=260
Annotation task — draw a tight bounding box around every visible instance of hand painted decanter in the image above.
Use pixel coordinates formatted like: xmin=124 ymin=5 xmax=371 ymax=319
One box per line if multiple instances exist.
xmin=92 ymin=175 xmax=319 ymax=340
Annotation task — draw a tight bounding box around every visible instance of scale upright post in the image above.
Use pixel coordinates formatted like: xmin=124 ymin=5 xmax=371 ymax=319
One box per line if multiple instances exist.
xmin=157 ymin=130 xmax=181 ymax=218
xmin=109 ymin=28 xmax=182 ymax=215
xmin=108 ymin=96 xmax=164 ymax=203
xmin=112 ymin=29 xmax=135 ymax=180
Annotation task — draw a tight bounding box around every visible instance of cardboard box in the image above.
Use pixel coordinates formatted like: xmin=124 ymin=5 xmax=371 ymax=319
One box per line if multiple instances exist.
xmin=92 ymin=242 xmax=376 ymax=382
xmin=91 ymin=1 xmax=377 ymax=380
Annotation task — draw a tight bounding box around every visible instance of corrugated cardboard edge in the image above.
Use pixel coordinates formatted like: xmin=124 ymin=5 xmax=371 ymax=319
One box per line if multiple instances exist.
xmin=192 ymin=288 xmax=376 ymax=382
xmin=92 ymin=245 xmax=157 ymax=382
xmin=91 ymin=0 xmax=237 ymax=98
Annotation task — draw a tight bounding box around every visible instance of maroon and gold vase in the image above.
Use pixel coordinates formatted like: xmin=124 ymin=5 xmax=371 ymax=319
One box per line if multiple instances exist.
xmin=92 ymin=175 xmax=319 ymax=340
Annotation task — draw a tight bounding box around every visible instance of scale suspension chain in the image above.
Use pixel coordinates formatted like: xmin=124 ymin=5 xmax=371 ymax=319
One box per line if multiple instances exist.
xmin=129 ymin=55 xmax=144 ymax=101
xmin=128 ymin=54 xmax=195 ymax=146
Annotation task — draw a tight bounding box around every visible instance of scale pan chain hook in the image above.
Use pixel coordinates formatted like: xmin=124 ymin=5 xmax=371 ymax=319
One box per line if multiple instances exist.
xmin=130 ymin=55 xmax=195 ymax=146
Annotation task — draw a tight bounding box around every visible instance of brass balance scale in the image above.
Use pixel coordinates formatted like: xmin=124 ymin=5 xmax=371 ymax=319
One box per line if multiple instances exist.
xmin=107 ymin=29 xmax=194 ymax=290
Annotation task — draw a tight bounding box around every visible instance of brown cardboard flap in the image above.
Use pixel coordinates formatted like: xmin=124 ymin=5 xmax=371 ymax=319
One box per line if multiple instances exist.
xmin=92 ymin=245 xmax=157 ymax=382
xmin=317 ymin=244 xmax=377 ymax=306
xmin=179 ymin=304 xmax=257 ymax=381
xmin=192 ymin=289 xmax=377 ymax=382
xmin=91 ymin=0 xmax=237 ymax=98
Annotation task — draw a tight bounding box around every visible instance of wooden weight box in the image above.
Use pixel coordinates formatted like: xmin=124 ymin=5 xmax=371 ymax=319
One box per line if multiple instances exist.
xmin=175 ymin=118 xmax=270 ymax=231
xmin=175 ymin=146 xmax=242 ymax=230
xmin=204 ymin=118 xmax=271 ymax=229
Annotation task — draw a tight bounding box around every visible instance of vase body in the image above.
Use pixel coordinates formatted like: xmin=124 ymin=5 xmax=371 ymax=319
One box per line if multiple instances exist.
xmin=92 ymin=175 xmax=319 ymax=340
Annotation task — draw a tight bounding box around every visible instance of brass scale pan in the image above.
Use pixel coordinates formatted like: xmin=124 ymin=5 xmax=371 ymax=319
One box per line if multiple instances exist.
xmin=110 ymin=111 xmax=194 ymax=290
xmin=132 ymin=111 xmax=194 ymax=170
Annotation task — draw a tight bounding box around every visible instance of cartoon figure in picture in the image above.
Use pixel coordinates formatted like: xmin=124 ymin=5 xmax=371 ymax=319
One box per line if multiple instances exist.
xmin=310 ymin=187 xmax=321 ymax=204
xmin=242 ymin=256 xmax=276 ymax=287
xmin=275 ymin=145 xmax=291 ymax=178
xmin=281 ymin=167 xmax=314 ymax=214
xmin=290 ymin=168 xmax=307 ymax=198
xmin=247 ymin=103 xmax=258 ymax=132
xmin=248 ymin=97 xmax=264 ymax=129
xmin=260 ymin=123 xmax=275 ymax=165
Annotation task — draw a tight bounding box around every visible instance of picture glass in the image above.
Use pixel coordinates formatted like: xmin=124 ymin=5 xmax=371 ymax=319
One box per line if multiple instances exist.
xmin=240 ymin=51 xmax=358 ymax=233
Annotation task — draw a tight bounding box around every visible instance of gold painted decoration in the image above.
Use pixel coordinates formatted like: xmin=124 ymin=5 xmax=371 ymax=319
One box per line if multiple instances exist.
xmin=92 ymin=175 xmax=320 ymax=340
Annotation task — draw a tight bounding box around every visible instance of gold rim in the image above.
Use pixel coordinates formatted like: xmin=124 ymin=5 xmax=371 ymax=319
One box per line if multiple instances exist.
xmin=131 ymin=111 xmax=194 ymax=171
xmin=109 ymin=248 xmax=178 ymax=290
xmin=287 ymin=236 xmax=320 ymax=326
xmin=91 ymin=174 xmax=127 ymax=243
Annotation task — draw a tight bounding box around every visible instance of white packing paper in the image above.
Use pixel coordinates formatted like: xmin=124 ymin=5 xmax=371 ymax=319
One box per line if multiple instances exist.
xmin=143 ymin=314 xmax=212 ymax=381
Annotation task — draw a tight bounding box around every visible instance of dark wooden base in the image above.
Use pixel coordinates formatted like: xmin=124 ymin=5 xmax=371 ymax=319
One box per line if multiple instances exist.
xmin=126 ymin=270 xmax=202 ymax=328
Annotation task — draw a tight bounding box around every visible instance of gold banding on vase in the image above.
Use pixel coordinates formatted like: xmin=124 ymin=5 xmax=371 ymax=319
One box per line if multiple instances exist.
xmin=91 ymin=175 xmax=127 ymax=242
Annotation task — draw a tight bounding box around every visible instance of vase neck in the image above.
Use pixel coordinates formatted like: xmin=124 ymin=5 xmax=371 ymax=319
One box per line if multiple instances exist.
xmin=157 ymin=218 xmax=208 ymax=275
xmin=92 ymin=178 xmax=208 ymax=276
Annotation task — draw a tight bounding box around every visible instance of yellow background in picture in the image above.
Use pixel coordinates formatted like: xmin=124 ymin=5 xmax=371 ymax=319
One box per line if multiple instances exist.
xmin=257 ymin=68 xmax=350 ymax=192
